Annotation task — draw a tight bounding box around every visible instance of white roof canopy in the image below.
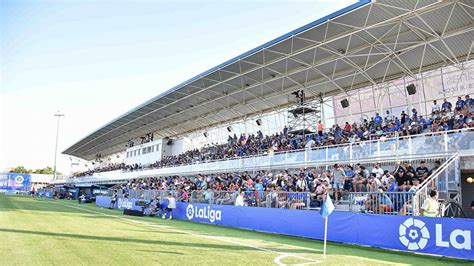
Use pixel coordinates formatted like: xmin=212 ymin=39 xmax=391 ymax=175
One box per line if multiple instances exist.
xmin=64 ymin=0 xmax=474 ymax=160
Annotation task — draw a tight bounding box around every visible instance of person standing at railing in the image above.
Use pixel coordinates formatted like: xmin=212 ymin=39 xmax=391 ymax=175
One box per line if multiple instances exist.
xmin=432 ymin=100 xmax=441 ymax=113
xmin=343 ymin=165 xmax=354 ymax=192
xmin=442 ymin=98 xmax=452 ymax=112
xmin=235 ymin=191 xmax=245 ymax=206
xmin=455 ymin=96 xmax=465 ymax=111
xmin=317 ymin=120 xmax=324 ymax=136
xmin=332 ymin=164 xmax=346 ymax=204
xmin=421 ymin=190 xmax=439 ymax=217
xmin=374 ymin=113 xmax=383 ymax=126
xmin=254 ymin=180 xmax=264 ymax=206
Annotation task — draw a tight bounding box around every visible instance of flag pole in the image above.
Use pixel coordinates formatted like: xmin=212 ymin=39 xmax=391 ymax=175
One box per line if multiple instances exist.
xmin=323 ymin=216 xmax=328 ymax=260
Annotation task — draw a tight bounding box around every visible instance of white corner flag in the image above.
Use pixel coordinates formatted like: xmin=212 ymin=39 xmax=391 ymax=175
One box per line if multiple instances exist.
xmin=319 ymin=193 xmax=335 ymax=260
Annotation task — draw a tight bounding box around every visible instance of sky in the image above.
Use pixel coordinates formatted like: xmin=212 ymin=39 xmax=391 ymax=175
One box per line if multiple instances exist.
xmin=0 ymin=0 xmax=357 ymax=174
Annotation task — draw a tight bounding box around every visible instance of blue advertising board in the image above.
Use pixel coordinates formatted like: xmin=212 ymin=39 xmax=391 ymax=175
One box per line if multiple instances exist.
xmin=96 ymin=196 xmax=144 ymax=211
xmin=96 ymin=197 xmax=473 ymax=260
xmin=0 ymin=173 xmax=31 ymax=191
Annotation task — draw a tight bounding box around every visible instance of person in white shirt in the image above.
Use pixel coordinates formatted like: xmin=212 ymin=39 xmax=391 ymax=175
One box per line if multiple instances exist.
xmin=381 ymin=170 xmax=394 ymax=186
xmin=371 ymin=163 xmax=384 ymax=179
xmin=235 ymin=191 xmax=245 ymax=206
xmin=432 ymin=100 xmax=441 ymax=113
xmin=162 ymin=193 xmax=176 ymax=220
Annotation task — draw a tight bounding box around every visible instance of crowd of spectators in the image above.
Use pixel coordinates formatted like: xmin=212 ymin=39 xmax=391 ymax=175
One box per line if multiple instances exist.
xmin=73 ymin=96 xmax=473 ymax=177
xmin=111 ymin=159 xmax=440 ymax=212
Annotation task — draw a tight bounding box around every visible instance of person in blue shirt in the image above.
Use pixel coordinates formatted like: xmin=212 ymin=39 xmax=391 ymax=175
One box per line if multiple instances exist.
xmin=465 ymin=95 xmax=473 ymax=106
xmin=418 ymin=116 xmax=426 ymax=129
xmin=254 ymin=180 xmax=263 ymax=203
xmin=456 ymin=96 xmax=465 ymax=110
xmin=442 ymin=98 xmax=452 ymax=111
xmin=374 ymin=113 xmax=383 ymax=125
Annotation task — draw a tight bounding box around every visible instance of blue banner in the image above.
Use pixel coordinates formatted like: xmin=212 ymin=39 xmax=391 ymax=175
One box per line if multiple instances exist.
xmin=96 ymin=196 xmax=144 ymax=211
xmin=96 ymin=197 xmax=473 ymax=260
xmin=0 ymin=173 xmax=31 ymax=191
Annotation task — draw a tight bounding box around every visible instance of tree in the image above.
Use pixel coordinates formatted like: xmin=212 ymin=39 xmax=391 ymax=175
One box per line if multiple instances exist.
xmin=11 ymin=166 xmax=60 ymax=175
xmin=33 ymin=167 xmax=54 ymax=175
xmin=10 ymin=166 xmax=32 ymax=174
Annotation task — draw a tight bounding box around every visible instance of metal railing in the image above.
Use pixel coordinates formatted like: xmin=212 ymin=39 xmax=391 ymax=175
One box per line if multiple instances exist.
xmin=67 ymin=129 xmax=473 ymax=183
xmin=111 ymin=188 xmax=312 ymax=210
xmin=413 ymin=153 xmax=460 ymax=216
xmin=349 ymin=191 xmax=415 ymax=215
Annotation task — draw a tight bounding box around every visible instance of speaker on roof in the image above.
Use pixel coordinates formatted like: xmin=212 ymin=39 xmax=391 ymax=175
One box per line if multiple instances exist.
xmin=340 ymin=99 xmax=349 ymax=108
xmin=406 ymin=84 xmax=416 ymax=95
xmin=256 ymin=119 xmax=262 ymax=126
xmin=227 ymin=126 xmax=232 ymax=132
xmin=203 ymin=132 xmax=209 ymax=138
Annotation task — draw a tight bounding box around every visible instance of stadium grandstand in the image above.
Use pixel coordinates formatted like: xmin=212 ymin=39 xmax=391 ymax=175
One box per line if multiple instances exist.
xmin=17 ymin=0 xmax=474 ymax=262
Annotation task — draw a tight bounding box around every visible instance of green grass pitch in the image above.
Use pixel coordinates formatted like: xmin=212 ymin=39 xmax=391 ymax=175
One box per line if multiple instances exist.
xmin=0 ymin=195 xmax=471 ymax=265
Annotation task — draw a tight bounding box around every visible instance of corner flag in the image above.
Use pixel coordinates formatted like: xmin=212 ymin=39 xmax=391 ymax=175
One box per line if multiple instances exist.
xmin=319 ymin=193 xmax=335 ymax=218
xmin=320 ymin=193 xmax=334 ymax=260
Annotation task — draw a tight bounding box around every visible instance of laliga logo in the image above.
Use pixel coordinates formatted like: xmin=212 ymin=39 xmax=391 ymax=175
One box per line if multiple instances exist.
xmin=399 ymin=218 xmax=471 ymax=251
xmin=15 ymin=175 xmax=24 ymax=184
xmin=186 ymin=205 xmax=195 ymax=220
xmin=399 ymin=218 xmax=430 ymax=250
xmin=117 ymin=198 xmax=133 ymax=209
xmin=185 ymin=204 xmax=221 ymax=223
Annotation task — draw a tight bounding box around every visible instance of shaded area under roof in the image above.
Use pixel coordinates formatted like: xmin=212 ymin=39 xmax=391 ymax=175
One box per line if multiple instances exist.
xmin=64 ymin=0 xmax=474 ymax=160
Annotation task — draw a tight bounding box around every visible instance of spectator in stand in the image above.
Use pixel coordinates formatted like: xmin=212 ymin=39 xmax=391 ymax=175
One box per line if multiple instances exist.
xmin=416 ymin=161 xmax=430 ymax=182
xmin=381 ymin=170 xmax=394 ymax=187
xmin=317 ymin=120 xmax=324 ymax=136
xmin=386 ymin=176 xmax=398 ymax=192
xmin=352 ymin=170 xmax=367 ymax=192
xmin=343 ymin=165 xmax=354 ymax=191
xmin=466 ymin=94 xmax=473 ymax=106
xmin=332 ymin=164 xmax=346 ymax=204
xmin=432 ymin=100 xmax=441 ymax=113
xmin=371 ymin=163 xmax=384 ymax=179
xmin=235 ymin=191 xmax=245 ymax=206
xmin=442 ymin=98 xmax=452 ymax=111
xmin=374 ymin=113 xmax=383 ymax=126
xmin=344 ymin=122 xmax=351 ymax=132
xmin=368 ymin=173 xmax=382 ymax=192
xmin=395 ymin=168 xmax=407 ymax=188
xmin=72 ymin=102 xmax=473 ymax=179
xmin=455 ymin=96 xmax=465 ymax=111
xmin=431 ymin=160 xmax=442 ymax=175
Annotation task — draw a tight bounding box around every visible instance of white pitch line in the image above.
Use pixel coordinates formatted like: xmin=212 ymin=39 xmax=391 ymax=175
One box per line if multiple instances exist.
xmin=43 ymin=200 xmax=321 ymax=265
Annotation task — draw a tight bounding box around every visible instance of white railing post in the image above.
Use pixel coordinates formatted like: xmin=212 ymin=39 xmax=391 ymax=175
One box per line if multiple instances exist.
xmin=349 ymin=143 xmax=353 ymax=160
xmin=377 ymin=140 xmax=381 ymax=158
xmin=408 ymin=137 xmax=412 ymax=155
xmin=444 ymin=132 xmax=448 ymax=152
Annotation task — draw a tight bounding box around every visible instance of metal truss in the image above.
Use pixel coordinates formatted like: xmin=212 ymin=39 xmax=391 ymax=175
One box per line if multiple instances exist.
xmin=66 ymin=0 xmax=474 ymax=159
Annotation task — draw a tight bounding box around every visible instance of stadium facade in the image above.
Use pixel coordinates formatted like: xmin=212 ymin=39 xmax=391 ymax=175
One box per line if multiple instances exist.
xmin=29 ymin=0 xmax=474 ymax=260
xmin=60 ymin=0 xmax=474 ymax=213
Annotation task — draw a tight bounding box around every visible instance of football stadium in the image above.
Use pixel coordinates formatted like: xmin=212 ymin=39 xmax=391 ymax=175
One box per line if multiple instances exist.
xmin=2 ymin=0 xmax=474 ymax=265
